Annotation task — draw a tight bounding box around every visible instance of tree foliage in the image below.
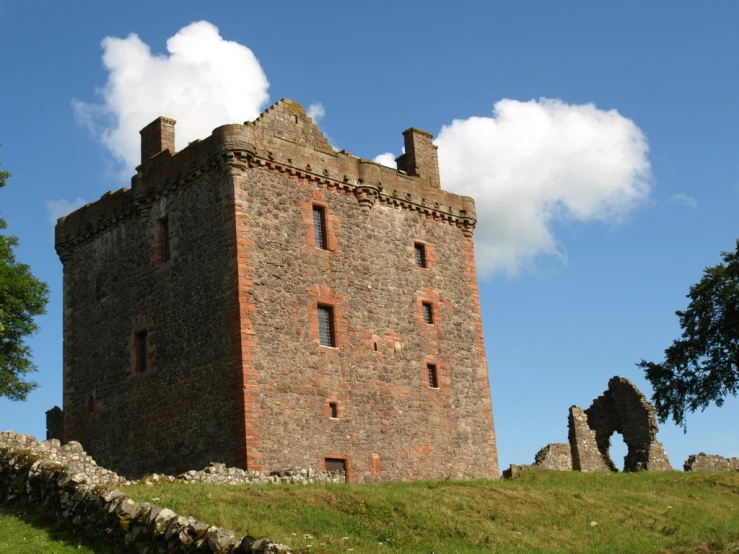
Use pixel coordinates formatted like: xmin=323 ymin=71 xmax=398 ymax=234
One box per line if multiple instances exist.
xmin=639 ymin=240 xmax=739 ymax=429
xmin=0 ymin=146 xmax=50 ymax=400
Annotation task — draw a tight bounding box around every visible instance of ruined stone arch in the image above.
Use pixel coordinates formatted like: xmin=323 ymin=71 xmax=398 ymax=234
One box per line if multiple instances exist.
xmin=570 ymin=377 xmax=672 ymax=472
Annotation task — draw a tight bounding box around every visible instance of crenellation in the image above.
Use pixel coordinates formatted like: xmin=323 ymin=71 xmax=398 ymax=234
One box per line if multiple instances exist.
xmin=57 ymin=100 xmax=475 ymax=259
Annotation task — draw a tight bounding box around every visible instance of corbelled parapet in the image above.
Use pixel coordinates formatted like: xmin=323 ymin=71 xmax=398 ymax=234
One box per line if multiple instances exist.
xmin=55 ymin=99 xmax=476 ymax=257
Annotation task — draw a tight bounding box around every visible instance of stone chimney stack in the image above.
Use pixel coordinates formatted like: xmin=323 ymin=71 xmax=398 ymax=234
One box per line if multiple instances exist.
xmin=140 ymin=117 xmax=176 ymax=166
xmin=395 ymin=128 xmax=440 ymax=188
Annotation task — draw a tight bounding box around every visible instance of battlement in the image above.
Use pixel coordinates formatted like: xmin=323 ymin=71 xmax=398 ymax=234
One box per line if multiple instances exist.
xmin=55 ymin=99 xmax=476 ymax=258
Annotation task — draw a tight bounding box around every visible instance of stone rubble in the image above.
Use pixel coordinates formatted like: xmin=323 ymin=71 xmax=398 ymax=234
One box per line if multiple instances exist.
xmin=0 ymin=430 xmax=354 ymax=553
xmin=136 ymin=463 xmax=346 ymax=486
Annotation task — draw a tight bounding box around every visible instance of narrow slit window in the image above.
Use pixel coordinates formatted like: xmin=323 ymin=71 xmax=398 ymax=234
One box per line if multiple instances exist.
xmin=422 ymin=302 xmax=434 ymax=325
xmin=318 ymin=305 xmax=335 ymax=347
xmin=136 ymin=330 xmax=148 ymax=372
xmin=86 ymin=393 xmax=95 ymax=414
xmin=427 ymin=364 xmax=439 ymax=388
xmin=313 ymin=206 xmax=327 ymax=250
xmin=95 ymin=274 xmax=103 ymax=301
xmin=160 ymin=217 xmax=171 ymax=262
xmin=415 ymin=243 xmax=427 ymax=268
xmin=329 ymin=402 xmax=338 ymax=419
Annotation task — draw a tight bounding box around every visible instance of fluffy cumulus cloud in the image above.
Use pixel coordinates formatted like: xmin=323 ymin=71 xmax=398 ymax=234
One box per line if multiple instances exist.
xmin=373 ymin=152 xmax=397 ymax=168
xmin=73 ymin=21 xmax=270 ymax=176
xmin=378 ymin=98 xmax=651 ymax=277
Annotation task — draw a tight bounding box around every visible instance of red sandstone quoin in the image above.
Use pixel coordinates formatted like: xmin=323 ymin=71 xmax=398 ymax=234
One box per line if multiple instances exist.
xmin=54 ymin=99 xmax=499 ymax=481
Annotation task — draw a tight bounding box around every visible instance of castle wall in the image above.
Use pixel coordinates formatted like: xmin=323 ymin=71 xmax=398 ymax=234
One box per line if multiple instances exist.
xmin=60 ymin=166 xmax=241 ymax=477
xmin=233 ymin=162 xmax=497 ymax=481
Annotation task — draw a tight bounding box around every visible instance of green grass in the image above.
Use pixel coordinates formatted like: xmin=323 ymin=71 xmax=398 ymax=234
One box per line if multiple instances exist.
xmin=125 ymin=470 xmax=739 ymax=554
xmin=0 ymin=503 xmax=114 ymax=554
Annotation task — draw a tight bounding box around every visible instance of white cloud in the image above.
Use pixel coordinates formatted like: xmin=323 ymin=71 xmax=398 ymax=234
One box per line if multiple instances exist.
xmin=307 ymin=102 xmax=326 ymax=123
xmin=46 ymin=198 xmax=88 ymax=226
xmin=373 ymin=152 xmax=397 ymax=168
xmin=669 ymin=193 xmax=698 ymax=210
xmin=431 ymin=98 xmax=651 ymax=277
xmin=73 ymin=21 xmax=269 ymax=177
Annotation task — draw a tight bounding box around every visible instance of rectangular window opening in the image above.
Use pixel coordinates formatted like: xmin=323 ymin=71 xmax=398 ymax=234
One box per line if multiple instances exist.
xmin=415 ymin=243 xmax=427 ymax=268
xmin=427 ymin=364 xmax=439 ymax=389
xmin=325 ymin=458 xmax=346 ymax=475
xmin=160 ymin=217 xmax=171 ymax=262
xmin=318 ymin=305 xmax=335 ymax=347
xmin=313 ymin=206 xmax=328 ymax=250
xmin=329 ymin=402 xmax=338 ymax=419
xmin=422 ymin=302 xmax=434 ymax=325
xmin=136 ymin=330 xmax=148 ymax=372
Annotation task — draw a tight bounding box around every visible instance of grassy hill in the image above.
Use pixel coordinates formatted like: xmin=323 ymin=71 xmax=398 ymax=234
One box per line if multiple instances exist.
xmin=2 ymin=470 xmax=738 ymax=553
xmin=122 ymin=470 xmax=739 ymax=553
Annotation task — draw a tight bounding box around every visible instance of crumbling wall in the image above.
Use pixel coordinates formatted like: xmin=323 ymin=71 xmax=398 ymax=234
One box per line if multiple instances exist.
xmin=585 ymin=377 xmax=672 ymax=471
xmin=0 ymin=431 xmax=123 ymax=486
xmin=684 ymin=453 xmax=739 ymax=472
xmin=568 ymin=406 xmax=610 ymax=472
xmin=580 ymin=377 xmax=671 ymax=472
xmin=533 ymin=443 xmax=572 ymax=471
xmin=510 ymin=376 xmax=672 ymax=476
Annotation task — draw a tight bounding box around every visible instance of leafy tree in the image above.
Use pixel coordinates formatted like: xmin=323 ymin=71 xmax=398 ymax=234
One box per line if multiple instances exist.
xmin=639 ymin=240 xmax=739 ymax=429
xmin=0 ymin=146 xmax=49 ymax=400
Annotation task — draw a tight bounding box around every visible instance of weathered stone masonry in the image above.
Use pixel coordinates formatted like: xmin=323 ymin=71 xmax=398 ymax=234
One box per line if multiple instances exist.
xmin=55 ymin=99 xmax=499 ymax=481
xmin=505 ymin=377 xmax=672 ymax=476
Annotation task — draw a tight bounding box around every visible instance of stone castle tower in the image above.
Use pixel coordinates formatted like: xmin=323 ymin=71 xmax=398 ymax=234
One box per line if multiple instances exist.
xmin=54 ymin=99 xmax=498 ymax=481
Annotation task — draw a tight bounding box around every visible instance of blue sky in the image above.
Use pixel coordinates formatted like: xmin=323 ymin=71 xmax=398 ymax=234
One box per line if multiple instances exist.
xmin=1 ymin=0 xmax=738 ymax=472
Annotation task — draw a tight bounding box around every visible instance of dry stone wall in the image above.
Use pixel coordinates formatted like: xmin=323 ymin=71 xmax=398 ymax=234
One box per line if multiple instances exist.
xmin=0 ymin=431 xmax=123 ymax=487
xmin=0 ymin=431 xmax=352 ymax=553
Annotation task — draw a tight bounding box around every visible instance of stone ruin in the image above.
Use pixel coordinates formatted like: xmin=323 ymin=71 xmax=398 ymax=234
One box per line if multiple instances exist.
xmin=505 ymin=376 xmax=673 ymax=477
xmin=573 ymin=377 xmax=672 ymax=472
xmin=684 ymin=453 xmax=739 ymax=472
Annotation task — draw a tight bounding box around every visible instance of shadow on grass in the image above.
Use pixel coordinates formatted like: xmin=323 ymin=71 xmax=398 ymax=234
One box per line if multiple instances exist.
xmin=0 ymin=501 xmax=116 ymax=553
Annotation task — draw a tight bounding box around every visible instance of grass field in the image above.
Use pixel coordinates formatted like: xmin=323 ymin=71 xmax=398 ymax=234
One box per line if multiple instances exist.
xmin=0 ymin=503 xmax=114 ymax=554
xmin=2 ymin=470 xmax=738 ymax=553
xmin=121 ymin=470 xmax=739 ymax=553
